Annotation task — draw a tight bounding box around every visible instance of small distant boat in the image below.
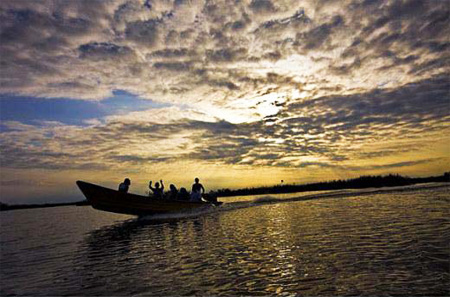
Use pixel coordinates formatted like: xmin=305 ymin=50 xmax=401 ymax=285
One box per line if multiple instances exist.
xmin=76 ymin=181 xmax=221 ymax=216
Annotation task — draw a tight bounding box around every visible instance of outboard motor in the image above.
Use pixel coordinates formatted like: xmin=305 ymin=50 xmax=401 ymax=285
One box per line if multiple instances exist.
xmin=202 ymin=193 xmax=222 ymax=206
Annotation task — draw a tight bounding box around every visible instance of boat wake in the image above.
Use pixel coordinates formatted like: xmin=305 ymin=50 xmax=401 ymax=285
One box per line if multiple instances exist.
xmin=136 ymin=183 xmax=449 ymax=221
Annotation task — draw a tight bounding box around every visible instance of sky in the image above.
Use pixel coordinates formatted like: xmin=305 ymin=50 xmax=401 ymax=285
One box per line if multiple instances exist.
xmin=0 ymin=0 xmax=449 ymax=204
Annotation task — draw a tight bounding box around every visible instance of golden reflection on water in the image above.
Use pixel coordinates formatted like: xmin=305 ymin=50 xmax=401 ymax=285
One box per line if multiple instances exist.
xmin=1 ymin=185 xmax=448 ymax=296
xmin=260 ymin=204 xmax=298 ymax=294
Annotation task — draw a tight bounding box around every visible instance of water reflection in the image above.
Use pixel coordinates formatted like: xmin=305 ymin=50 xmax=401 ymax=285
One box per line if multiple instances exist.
xmin=72 ymin=207 xmax=310 ymax=296
xmin=73 ymin=189 xmax=450 ymax=296
xmin=74 ymin=217 xmax=221 ymax=295
xmin=4 ymin=186 xmax=446 ymax=296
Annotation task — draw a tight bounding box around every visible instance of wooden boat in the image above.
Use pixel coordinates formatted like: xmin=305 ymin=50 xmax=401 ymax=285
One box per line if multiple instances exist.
xmin=76 ymin=180 xmax=219 ymax=216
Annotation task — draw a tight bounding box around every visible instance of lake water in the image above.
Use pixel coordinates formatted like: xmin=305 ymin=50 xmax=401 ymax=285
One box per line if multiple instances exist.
xmin=1 ymin=184 xmax=449 ymax=296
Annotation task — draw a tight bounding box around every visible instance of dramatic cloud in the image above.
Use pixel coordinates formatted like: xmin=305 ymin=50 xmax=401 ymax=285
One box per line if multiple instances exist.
xmin=1 ymin=0 xmax=448 ymax=104
xmin=1 ymin=74 xmax=448 ymax=173
xmin=0 ymin=0 xmax=449 ymax=202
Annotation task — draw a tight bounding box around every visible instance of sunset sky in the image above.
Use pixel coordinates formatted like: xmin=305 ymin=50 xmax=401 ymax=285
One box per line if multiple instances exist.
xmin=0 ymin=0 xmax=449 ymax=204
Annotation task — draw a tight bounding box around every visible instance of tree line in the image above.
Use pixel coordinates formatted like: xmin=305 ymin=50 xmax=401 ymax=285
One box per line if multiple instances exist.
xmin=215 ymin=172 xmax=450 ymax=197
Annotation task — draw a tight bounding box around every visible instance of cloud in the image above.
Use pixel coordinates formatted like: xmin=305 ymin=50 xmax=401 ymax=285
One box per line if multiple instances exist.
xmin=153 ymin=61 xmax=193 ymax=71
xmin=296 ymin=14 xmax=344 ymax=51
xmin=183 ymin=74 xmax=450 ymax=167
xmin=0 ymin=0 xmax=449 ymax=189
xmin=365 ymin=158 xmax=444 ymax=170
xmin=1 ymin=73 xmax=448 ymax=174
xmin=249 ymin=0 xmax=276 ymax=14
xmin=108 ymin=155 xmax=170 ymax=164
xmin=0 ymin=0 xmax=447 ymax=107
xmin=79 ymin=42 xmax=134 ymax=60
xmin=125 ymin=18 xmax=162 ymax=46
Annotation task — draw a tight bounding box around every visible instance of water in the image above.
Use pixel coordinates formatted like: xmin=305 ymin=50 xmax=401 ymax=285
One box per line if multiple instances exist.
xmin=1 ymin=184 xmax=449 ymax=296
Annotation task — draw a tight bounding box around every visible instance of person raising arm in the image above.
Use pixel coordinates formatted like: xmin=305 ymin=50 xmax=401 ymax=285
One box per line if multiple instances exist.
xmin=149 ymin=179 xmax=164 ymax=199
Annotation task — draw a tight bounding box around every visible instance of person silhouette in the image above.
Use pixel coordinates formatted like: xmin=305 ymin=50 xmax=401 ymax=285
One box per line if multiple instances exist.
xmin=149 ymin=180 xmax=164 ymax=199
xmin=118 ymin=178 xmax=131 ymax=193
xmin=178 ymin=187 xmax=190 ymax=200
xmin=168 ymin=184 xmax=178 ymax=200
xmin=190 ymin=177 xmax=205 ymax=202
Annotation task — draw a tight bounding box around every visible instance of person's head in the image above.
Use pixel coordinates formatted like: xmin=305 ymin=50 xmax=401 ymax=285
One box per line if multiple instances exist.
xmin=194 ymin=177 xmax=199 ymax=183
xmin=180 ymin=187 xmax=187 ymax=194
xmin=155 ymin=182 xmax=160 ymax=188
xmin=124 ymin=178 xmax=131 ymax=185
xmin=170 ymin=184 xmax=176 ymax=191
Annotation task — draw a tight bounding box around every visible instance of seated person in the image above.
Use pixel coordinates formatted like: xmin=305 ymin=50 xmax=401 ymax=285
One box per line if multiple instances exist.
xmin=190 ymin=177 xmax=205 ymax=202
xmin=168 ymin=184 xmax=178 ymax=200
xmin=177 ymin=187 xmax=190 ymax=201
xmin=149 ymin=180 xmax=164 ymax=199
xmin=118 ymin=178 xmax=131 ymax=193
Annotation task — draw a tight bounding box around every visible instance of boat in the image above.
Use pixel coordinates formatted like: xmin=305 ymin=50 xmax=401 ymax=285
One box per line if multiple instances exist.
xmin=76 ymin=180 xmax=221 ymax=216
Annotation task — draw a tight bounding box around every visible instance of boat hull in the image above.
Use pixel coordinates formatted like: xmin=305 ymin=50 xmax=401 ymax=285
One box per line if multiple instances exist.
xmin=76 ymin=181 xmax=213 ymax=216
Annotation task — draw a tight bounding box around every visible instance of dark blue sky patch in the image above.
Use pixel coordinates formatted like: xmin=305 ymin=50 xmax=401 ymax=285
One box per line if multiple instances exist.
xmin=0 ymin=90 xmax=169 ymax=127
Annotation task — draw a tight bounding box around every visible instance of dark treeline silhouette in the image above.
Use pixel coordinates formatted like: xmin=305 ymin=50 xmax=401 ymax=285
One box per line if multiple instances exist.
xmin=0 ymin=200 xmax=89 ymax=212
xmin=216 ymin=172 xmax=450 ymax=197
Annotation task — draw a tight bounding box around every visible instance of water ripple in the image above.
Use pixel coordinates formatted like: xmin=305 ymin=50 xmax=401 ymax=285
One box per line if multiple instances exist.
xmin=1 ymin=185 xmax=449 ymax=296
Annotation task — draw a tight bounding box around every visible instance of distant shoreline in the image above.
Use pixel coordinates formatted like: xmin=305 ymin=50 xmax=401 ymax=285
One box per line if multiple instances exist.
xmin=1 ymin=172 xmax=448 ymax=212
xmin=0 ymin=200 xmax=90 ymax=212
xmin=215 ymin=172 xmax=449 ymax=197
